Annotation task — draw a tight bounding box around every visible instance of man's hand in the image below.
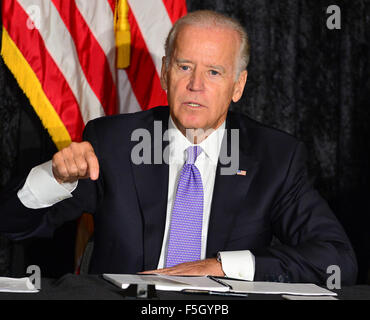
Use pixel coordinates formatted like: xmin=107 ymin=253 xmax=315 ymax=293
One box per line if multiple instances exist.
xmin=140 ymin=258 xmax=225 ymax=277
xmin=52 ymin=141 xmax=99 ymax=184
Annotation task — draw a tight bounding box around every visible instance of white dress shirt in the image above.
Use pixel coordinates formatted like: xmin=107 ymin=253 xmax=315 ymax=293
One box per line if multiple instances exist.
xmin=17 ymin=116 xmax=255 ymax=280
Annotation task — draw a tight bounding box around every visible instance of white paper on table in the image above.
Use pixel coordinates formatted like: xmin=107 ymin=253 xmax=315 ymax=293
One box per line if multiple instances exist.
xmin=222 ymin=279 xmax=337 ymax=296
xmin=103 ymin=274 xmax=228 ymax=292
xmin=0 ymin=277 xmax=39 ymax=293
xmin=282 ymin=295 xmax=338 ymax=300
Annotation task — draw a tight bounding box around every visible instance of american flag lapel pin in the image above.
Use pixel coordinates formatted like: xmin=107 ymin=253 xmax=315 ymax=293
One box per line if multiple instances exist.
xmin=236 ymin=169 xmax=247 ymax=176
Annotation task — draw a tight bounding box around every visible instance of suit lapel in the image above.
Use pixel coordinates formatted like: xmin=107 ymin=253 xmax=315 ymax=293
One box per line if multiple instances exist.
xmin=130 ymin=107 xmax=170 ymax=270
xmin=206 ymin=113 xmax=259 ymax=257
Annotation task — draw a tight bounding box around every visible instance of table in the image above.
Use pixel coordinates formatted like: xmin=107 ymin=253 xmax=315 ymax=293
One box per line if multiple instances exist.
xmin=0 ymin=274 xmax=369 ymax=300
xmin=1 ymin=274 xmax=369 ymax=320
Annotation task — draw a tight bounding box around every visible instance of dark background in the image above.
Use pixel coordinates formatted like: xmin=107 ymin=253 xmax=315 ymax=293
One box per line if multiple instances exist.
xmin=1 ymin=0 xmax=369 ymax=283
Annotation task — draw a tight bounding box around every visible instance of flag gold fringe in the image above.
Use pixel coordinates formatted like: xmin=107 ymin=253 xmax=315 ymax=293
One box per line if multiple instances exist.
xmin=1 ymin=27 xmax=71 ymax=150
xmin=115 ymin=0 xmax=130 ymax=69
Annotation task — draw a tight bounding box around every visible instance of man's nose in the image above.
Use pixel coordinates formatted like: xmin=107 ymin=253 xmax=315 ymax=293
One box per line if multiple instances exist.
xmin=187 ymin=70 xmax=204 ymax=91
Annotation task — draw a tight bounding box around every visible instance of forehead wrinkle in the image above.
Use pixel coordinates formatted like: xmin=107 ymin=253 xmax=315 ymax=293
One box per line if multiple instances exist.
xmin=175 ymin=58 xmax=193 ymax=64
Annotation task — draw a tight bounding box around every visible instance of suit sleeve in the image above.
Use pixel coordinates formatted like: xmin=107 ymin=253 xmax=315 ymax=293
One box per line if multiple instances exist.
xmin=0 ymin=120 xmax=103 ymax=240
xmin=252 ymin=142 xmax=358 ymax=285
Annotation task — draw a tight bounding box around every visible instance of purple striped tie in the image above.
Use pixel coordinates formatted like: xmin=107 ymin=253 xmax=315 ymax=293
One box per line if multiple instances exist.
xmin=165 ymin=146 xmax=204 ymax=268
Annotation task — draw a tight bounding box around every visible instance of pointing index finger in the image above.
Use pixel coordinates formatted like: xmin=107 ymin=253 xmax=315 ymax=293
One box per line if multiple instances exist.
xmin=85 ymin=149 xmax=99 ymax=180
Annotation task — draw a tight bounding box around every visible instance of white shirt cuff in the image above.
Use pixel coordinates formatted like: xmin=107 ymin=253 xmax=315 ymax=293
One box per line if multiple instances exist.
xmin=17 ymin=160 xmax=78 ymax=209
xmin=218 ymin=250 xmax=255 ymax=281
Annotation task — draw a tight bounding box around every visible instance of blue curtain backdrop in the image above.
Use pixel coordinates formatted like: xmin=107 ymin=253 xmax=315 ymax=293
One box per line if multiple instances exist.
xmin=1 ymin=1 xmax=369 ymax=282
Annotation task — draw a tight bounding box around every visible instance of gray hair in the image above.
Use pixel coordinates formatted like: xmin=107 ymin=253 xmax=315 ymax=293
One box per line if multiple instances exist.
xmin=164 ymin=10 xmax=250 ymax=78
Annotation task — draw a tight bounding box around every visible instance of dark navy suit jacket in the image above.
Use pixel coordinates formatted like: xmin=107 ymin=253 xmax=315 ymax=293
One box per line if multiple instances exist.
xmin=0 ymin=106 xmax=358 ymax=284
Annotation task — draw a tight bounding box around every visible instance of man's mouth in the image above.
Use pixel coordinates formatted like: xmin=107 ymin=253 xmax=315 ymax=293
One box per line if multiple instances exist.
xmin=183 ymin=102 xmax=205 ymax=108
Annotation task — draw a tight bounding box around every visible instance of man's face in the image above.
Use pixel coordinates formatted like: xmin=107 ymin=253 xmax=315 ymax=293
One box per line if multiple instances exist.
xmin=161 ymin=24 xmax=248 ymax=135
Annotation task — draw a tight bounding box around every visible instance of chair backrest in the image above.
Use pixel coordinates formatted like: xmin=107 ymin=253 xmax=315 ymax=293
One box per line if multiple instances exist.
xmin=79 ymin=236 xmax=94 ymax=275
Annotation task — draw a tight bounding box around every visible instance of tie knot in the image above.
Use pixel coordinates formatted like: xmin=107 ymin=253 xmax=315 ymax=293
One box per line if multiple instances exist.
xmin=185 ymin=146 xmax=202 ymax=165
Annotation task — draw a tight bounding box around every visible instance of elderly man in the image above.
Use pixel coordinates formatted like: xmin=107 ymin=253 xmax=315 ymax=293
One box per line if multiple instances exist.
xmin=0 ymin=10 xmax=357 ymax=284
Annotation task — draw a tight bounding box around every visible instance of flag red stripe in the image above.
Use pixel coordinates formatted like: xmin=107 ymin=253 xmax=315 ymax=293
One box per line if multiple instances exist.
xmin=126 ymin=8 xmax=168 ymax=110
xmin=2 ymin=0 xmax=84 ymax=141
xmin=106 ymin=0 xmax=115 ymax=13
xmin=161 ymin=0 xmax=187 ymax=24
xmin=52 ymin=0 xmax=117 ymax=116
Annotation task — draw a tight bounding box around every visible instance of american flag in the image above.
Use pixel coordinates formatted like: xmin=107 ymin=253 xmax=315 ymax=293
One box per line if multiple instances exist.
xmin=237 ymin=169 xmax=247 ymax=176
xmin=1 ymin=0 xmax=118 ymax=149
xmin=118 ymin=0 xmax=187 ymax=113
xmin=1 ymin=0 xmax=187 ymax=146
xmin=1 ymin=0 xmax=187 ymax=272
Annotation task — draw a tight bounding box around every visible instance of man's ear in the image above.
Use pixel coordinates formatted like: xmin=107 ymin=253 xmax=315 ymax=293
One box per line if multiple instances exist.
xmin=160 ymin=56 xmax=168 ymax=90
xmin=232 ymin=70 xmax=248 ymax=103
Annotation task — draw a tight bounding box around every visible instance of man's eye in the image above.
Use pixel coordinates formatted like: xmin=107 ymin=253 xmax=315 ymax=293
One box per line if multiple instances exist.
xmin=210 ymin=70 xmax=219 ymax=76
xmin=180 ymin=65 xmax=190 ymax=71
